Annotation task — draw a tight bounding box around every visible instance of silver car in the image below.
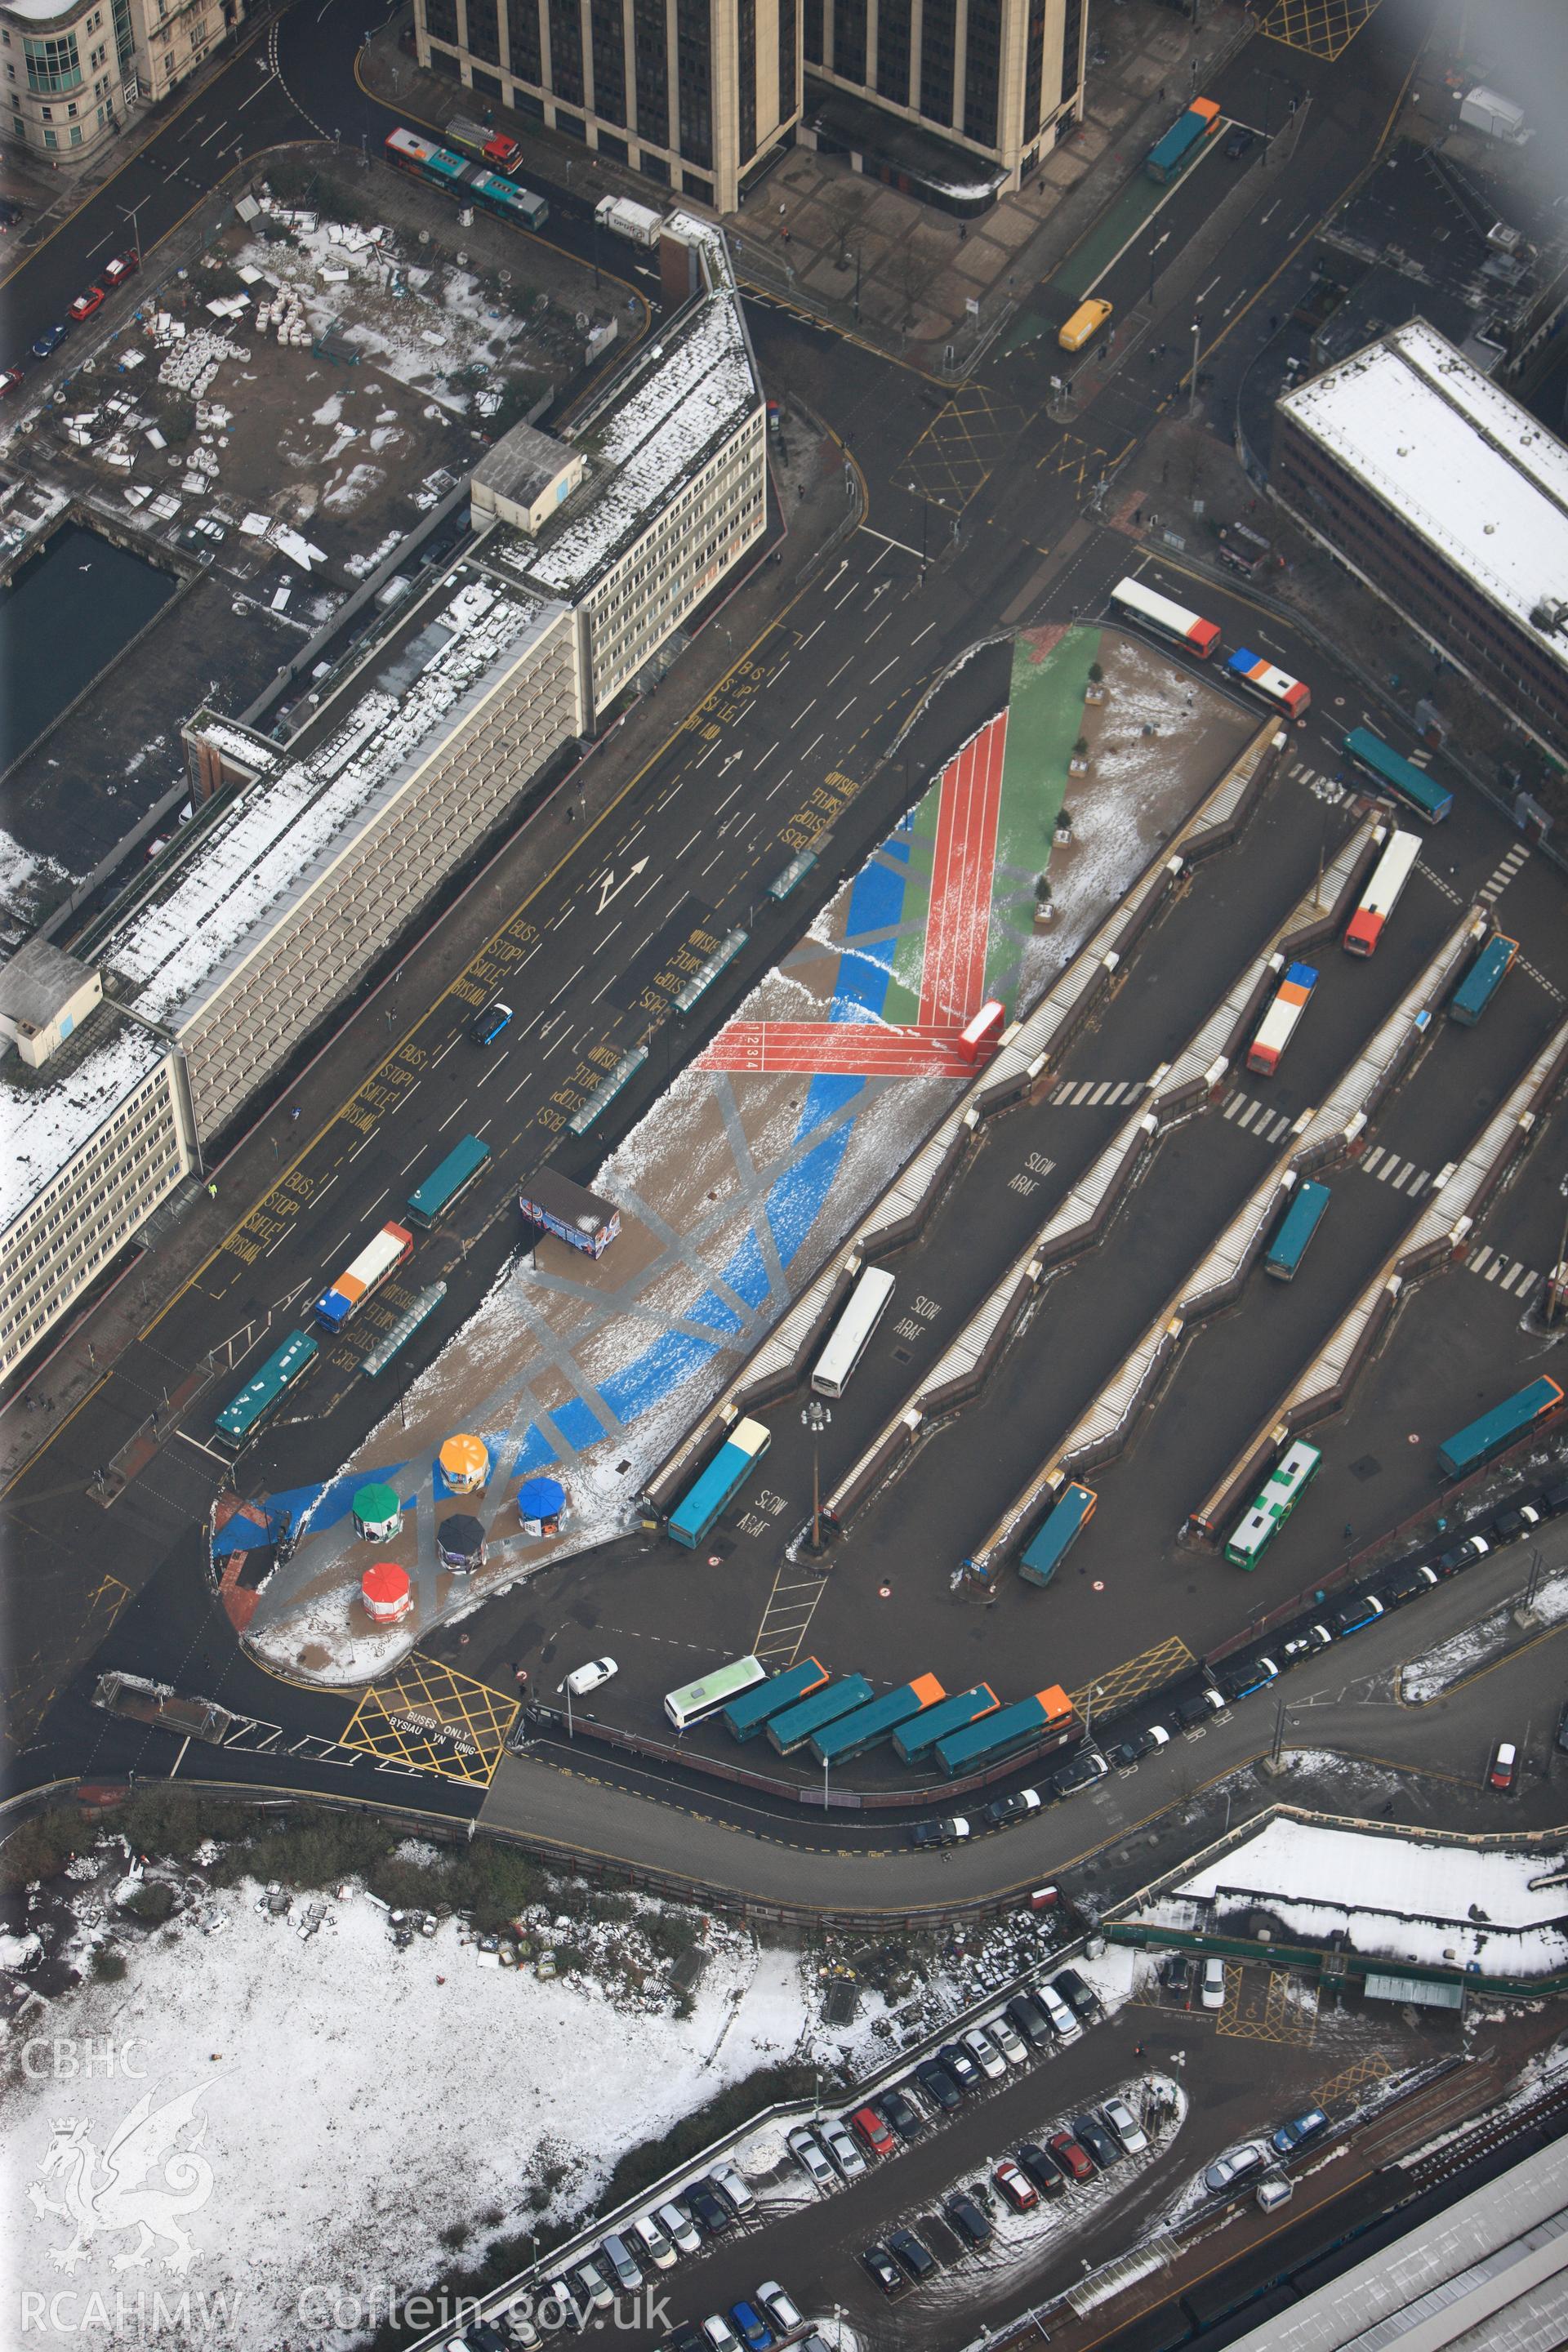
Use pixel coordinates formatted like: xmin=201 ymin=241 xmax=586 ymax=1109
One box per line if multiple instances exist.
xmin=656 ymin=2199 xmax=702 ymax=2256
xmin=962 ymin=2025 xmax=1007 ymax=2079
xmin=985 ymin=2013 xmax=1028 ymax=2066
xmin=786 ymin=2126 xmax=835 ymax=2188
xmin=820 ymin=2116 xmax=866 ymax=2179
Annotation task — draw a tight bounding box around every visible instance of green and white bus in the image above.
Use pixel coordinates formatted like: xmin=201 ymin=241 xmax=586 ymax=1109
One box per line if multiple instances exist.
xmin=663 ymin=1655 xmax=767 ymax=1732
xmin=1225 ymin=1440 xmax=1321 ymax=1568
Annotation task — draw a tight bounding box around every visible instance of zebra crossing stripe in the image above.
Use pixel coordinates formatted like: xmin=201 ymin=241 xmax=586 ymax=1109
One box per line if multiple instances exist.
xmin=1363 ymin=1146 xmax=1385 ymax=1174
xmin=1052 ymin=1082 xmax=1073 ymax=1104
xmin=1518 ymin=1272 xmax=1540 ymax=1301
xmin=1069 ymin=1080 xmax=1094 ymax=1104
xmin=1223 ymin=1095 xmax=1243 ymax=1121
xmin=1267 ymin=1115 xmax=1291 ymax=1143
xmin=1486 ymin=1259 xmax=1503 ymax=1281
xmin=1500 ymin=1263 xmax=1524 ymax=1292
xmin=1471 ymin=1245 xmax=1493 ymax=1274
xmin=1388 ymin=1160 xmax=1412 ymax=1189
xmin=1236 ymin=1100 xmax=1263 ymax=1130
xmin=1088 ymin=1081 xmax=1112 ymax=1105
xmin=1105 ymin=1081 xmax=1127 ymax=1103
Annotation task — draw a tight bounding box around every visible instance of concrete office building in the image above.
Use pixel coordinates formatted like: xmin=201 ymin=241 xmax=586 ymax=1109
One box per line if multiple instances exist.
xmin=414 ymin=0 xmax=802 ymax=213
xmin=1272 ymin=319 xmax=1568 ymax=768
xmin=2 ymin=0 xmax=245 ymax=163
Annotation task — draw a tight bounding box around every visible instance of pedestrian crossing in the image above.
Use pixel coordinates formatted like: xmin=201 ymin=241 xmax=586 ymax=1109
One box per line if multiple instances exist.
xmin=1048 ymin=1078 xmax=1147 ymax=1109
xmin=1357 ymin=1144 xmax=1431 ymax=1200
xmin=1479 ymin=843 xmax=1531 ymax=904
xmin=1466 ymin=1244 xmax=1544 ymax=1302
xmin=1222 ymin=1090 xmax=1296 ymax=1146
xmin=1289 ymin=761 xmax=1350 ymax=807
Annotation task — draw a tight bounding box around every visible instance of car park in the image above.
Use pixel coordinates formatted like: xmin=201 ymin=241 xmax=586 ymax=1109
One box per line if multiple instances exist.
xmin=630 ymin=2212 xmax=676 ymax=2269
xmin=30 ymin=323 xmax=68 ymax=359
xmin=1171 ymin=1689 xmax=1226 ymax=1730
xmin=1101 ymin=2094 xmax=1149 ymax=2154
xmin=1004 ymin=1991 xmax=1054 ymax=2049
xmin=68 ymin=286 xmax=106 ymax=322
xmin=1271 ymin=2105 xmax=1329 ymax=2156
xmin=1217 ymin=1656 xmax=1279 ymax=1703
xmin=786 ymin=2126 xmax=835 ymax=2185
xmin=991 ymin=2158 xmax=1039 ymax=2212
xmin=888 ymin=2229 xmax=936 ymax=2283
xmin=1048 ymin=2130 xmax=1094 ymax=2183
xmin=1437 ymin=1535 xmax=1490 ymax=1576
xmin=1200 ymin=1956 xmax=1228 ymax=2009
xmin=848 ymin=2104 xmax=894 ymax=2158
xmin=1492 ymin=1499 xmax=1544 ymax=1543
xmin=1489 ymin=1740 xmax=1518 ymax=1791
xmin=1014 ymin=2140 xmax=1067 ymax=2197
xmin=1205 ymin=2142 xmax=1268 ymax=2194
xmin=915 ymin=2058 xmax=961 ymax=2114
xmin=0 ymin=368 xmax=24 ymax=396
xmin=102 ymin=250 xmax=140 ymax=288
xmin=728 ymin=2301 xmax=773 ymax=2351
xmin=1329 ymin=1592 xmax=1385 ymax=1637
xmin=819 ymin=2117 xmax=866 ymax=2177
xmin=1051 ymin=1748 xmax=1110 ymax=1796
xmin=1036 ymin=1983 xmax=1082 ymax=2042
xmin=561 ymin=1655 xmax=617 ymax=1697
xmin=1380 ymin=1562 xmax=1438 ymax=1608
xmin=1073 ymin=2113 xmax=1121 ymax=2168
xmin=1279 ymin=1625 xmax=1333 ymax=1661
xmin=701 ymin=2317 xmax=739 ymax=2352
xmin=908 ymin=1814 xmax=971 ymax=1847
xmin=986 ymin=2013 xmax=1028 ymax=2066
xmin=962 ymin=2025 xmax=1007 ymax=2079
xmin=1257 ymin=2175 xmax=1294 ymax=2211
xmin=656 ymin=2199 xmax=702 ymax=2254
xmin=684 ymin=2182 xmax=733 ymax=2237
xmin=938 ymin=2039 xmax=982 ymax=2093
xmin=945 ymin=2189 xmax=993 ymax=2246
xmin=1050 ymin=1967 xmax=1098 ymax=2022
xmin=472 ymin=1000 xmax=514 ymax=1045
xmin=878 ymin=2087 xmax=926 ymax=2141
xmin=1107 ymin=1724 xmax=1170 ymax=1766
xmin=982 ymin=1786 xmax=1042 ymax=1828
xmin=755 ymin=2284 xmax=801 ymax=2335
xmin=860 ymin=2243 xmax=903 ymax=2296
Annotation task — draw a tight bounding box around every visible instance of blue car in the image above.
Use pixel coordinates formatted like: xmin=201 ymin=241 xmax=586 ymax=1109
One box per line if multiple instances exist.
xmin=1272 ymin=2105 xmax=1329 ymax=2156
xmin=30 ymin=323 xmax=68 ymax=359
xmin=470 ymin=1000 xmax=513 ymax=1045
xmin=729 ymin=2304 xmax=774 ymax=2352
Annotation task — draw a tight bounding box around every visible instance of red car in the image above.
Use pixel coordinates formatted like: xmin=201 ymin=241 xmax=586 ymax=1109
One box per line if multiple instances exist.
xmin=0 ymin=368 xmax=24 ymax=396
xmin=847 ymin=2104 xmax=894 ymax=2159
xmin=102 ymin=250 xmax=140 ymax=288
xmin=991 ymin=2158 xmax=1039 ymax=2213
xmin=68 ymin=285 xmax=105 ymax=322
xmin=1048 ymin=2129 xmax=1095 ymax=2183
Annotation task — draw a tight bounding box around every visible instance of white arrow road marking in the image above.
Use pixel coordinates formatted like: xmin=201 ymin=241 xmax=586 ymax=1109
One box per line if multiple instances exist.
xmin=595 ymin=856 xmax=650 ymax=914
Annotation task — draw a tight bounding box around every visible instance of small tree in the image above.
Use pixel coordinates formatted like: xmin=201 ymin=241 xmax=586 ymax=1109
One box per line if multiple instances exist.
xmin=1057 ymin=807 xmax=1075 ymax=835
xmin=1087 ymin=661 xmax=1103 ymax=685
xmin=1034 ymin=873 xmax=1053 ymax=905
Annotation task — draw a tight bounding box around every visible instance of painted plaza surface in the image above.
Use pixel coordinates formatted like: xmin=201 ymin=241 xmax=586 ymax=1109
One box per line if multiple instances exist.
xmin=230 ymin=627 xmax=1250 ymax=1682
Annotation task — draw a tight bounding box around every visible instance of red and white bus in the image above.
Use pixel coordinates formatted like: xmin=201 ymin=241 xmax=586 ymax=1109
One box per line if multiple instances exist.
xmin=959 ymin=1000 xmax=1006 ymax=1062
xmin=1224 ymin=647 xmax=1311 ymax=718
xmin=1343 ymin=828 xmax=1420 ymax=957
xmin=1109 ymin=577 xmax=1222 ymax=658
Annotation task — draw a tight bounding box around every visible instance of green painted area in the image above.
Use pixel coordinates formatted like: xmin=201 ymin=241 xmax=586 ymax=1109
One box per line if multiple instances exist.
xmin=1053 ymin=172 xmax=1168 ymax=301
xmin=998 ymin=310 xmax=1052 ymax=357
xmin=985 ymin=626 xmax=1102 ymax=996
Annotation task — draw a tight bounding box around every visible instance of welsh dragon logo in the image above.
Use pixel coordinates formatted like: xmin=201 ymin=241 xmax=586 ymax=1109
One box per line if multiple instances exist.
xmin=27 ymin=2085 xmax=214 ymax=2274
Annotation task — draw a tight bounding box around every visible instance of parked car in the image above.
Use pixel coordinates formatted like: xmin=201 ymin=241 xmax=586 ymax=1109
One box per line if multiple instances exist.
xmin=1051 ymin=1748 xmax=1110 ymax=1797
xmin=599 ymin=2234 xmax=643 ymax=2292
xmin=1100 ymin=2093 xmax=1149 ymax=2154
xmin=1489 ymin=1740 xmax=1518 ymax=1791
xmin=1159 ymin=1953 xmax=1191 ymax=1996
xmin=877 ymin=2087 xmax=925 ymax=2142
xmin=915 ymin=2058 xmax=961 ymax=2114
xmin=1004 ymin=1991 xmax=1054 ymax=2049
xmin=102 ymin=250 xmax=140 ymax=288
xmin=0 ymin=196 xmax=24 ymax=228
xmin=1107 ymin=1724 xmax=1171 ymax=1767
xmin=1073 ymin=2114 xmax=1121 ymax=2168
xmin=728 ymin=2302 xmax=773 ymax=2352
xmin=887 ymin=2229 xmax=936 ymax=2283
xmin=630 ymin=2212 xmax=676 ymax=2269
xmin=908 ymin=1815 xmax=971 ymax=1847
xmin=541 ymin=2278 xmax=585 ymax=2331
xmin=655 ymin=2199 xmax=702 ymax=2255
xmin=666 ymin=2325 xmax=706 ymax=2352
xmin=786 ymin=2126 xmax=835 ymax=2185
xmin=986 ymin=2013 xmax=1028 ymax=2066
xmin=991 ymin=2158 xmax=1039 ymax=2212
xmin=944 ymin=2189 xmax=993 ymax=2247
xmin=711 ymin=2163 xmax=755 ymax=2213
xmin=1224 ymin=125 xmax=1255 ymax=157
xmin=561 ymin=1655 xmax=617 ymax=1697
xmin=754 ymin=2284 xmax=802 ymax=2335
xmin=1050 ymin=1967 xmax=1098 ymax=2022
xmin=1543 ymin=1478 xmax=1568 ymax=1517
xmin=1279 ymin=1624 xmax=1333 ymax=1660
xmin=1036 ymin=1983 xmax=1082 ymax=2042
xmin=1047 ymin=2130 xmax=1095 ymax=2183
xmin=937 ymin=2040 xmax=982 ymax=2093
xmin=701 ymin=2318 xmax=739 ymax=2352
xmin=819 ymin=2117 xmax=866 ymax=2178
xmin=1171 ymin=1688 xmax=1226 ymax=1730
xmin=1329 ymin=1592 xmax=1385 ymax=1637
xmin=1217 ymin=1655 xmax=1279 ymax=1703
xmin=499 ymin=2306 xmax=541 ymax=2349
xmin=30 ymin=323 xmax=68 ymax=359
xmin=472 ymin=1000 xmax=514 ymax=1045
xmin=684 ymin=2182 xmax=734 ymax=2237
xmin=962 ymin=2025 xmax=1007 ymax=2079
xmin=1200 ymin=1957 xmax=1227 ymax=2010
xmin=568 ymin=2260 xmax=613 ymax=2311
xmin=1205 ymin=2142 xmax=1268 ymax=2194
xmin=1493 ymin=1496 xmax=1544 ymax=1543
xmin=860 ymin=2243 xmax=903 ymax=2296
xmin=1257 ymin=2175 xmax=1294 ymax=2211
xmin=1437 ymin=1535 xmax=1491 ymax=1576
xmin=847 ymin=2104 xmax=894 ymax=2158
xmin=1271 ymin=2105 xmax=1329 ymax=2157
xmin=463 ymin=2322 xmax=511 ymax=2352
xmin=982 ymin=1786 xmax=1042 ymax=1828
xmin=1380 ymin=1562 xmax=1438 ymax=1608
xmin=0 ymin=367 xmax=24 ymax=396
xmin=1014 ymin=2140 xmax=1067 ymax=2197
xmin=67 ymin=285 xmax=105 ymax=322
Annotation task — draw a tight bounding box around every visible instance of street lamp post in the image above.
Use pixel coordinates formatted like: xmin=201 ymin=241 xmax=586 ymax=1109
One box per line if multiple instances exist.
xmin=1187 ymin=315 xmax=1202 ymax=420
xmin=801 ymin=1397 xmax=831 ymax=1553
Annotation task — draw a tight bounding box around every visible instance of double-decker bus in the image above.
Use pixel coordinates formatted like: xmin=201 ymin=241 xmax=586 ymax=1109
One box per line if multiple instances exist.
xmin=1224 ymin=648 xmax=1312 ymax=718
xmin=213 ymin=1330 xmax=318 ymax=1454
xmin=662 ymin=1655 xmax=766 ymax=1732
xmin=1109 ymin=576 xmax=1221 ymax=657
xmin=1263 ymin=1179 xmax=1330 ymax=1281
xmin=384 ymin=127 xmax=549 ymax=232
xmin=1449 ymin=933 xmax=1517 ymax=1025
xmin=1342 ymin=728 xmax=1454 ymax=822
xmin=1224 ymin=1440 xmax=1321 ymax=1566
xmin=406 ymin=1134 xmax=491 ymax=1228
xmin=1343 ymin=829 xmax=1421 ymax=956
xmin=1436 ymin=1378 xmax=1562 ymax=1480
xmin=812 ymin=1267 xmax=895 ymax=1397
xmin=314 ymin=1221 xmax=414 ymax=1331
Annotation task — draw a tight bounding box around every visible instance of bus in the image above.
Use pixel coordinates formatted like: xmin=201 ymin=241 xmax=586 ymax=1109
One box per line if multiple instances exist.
xmin=721 ymin=1657 xmax=827 ymax=1740
xmin=383 ymin=127 xmax=549 ymax=232
xmin=1018 ymin=1484 xmax=1097 ymax=1588
xmin=933 ymin=1685 xmax=1075 ymax=1778
xmin=808 ymin=1673 xmax=947 ymax=1767
xmin=213 ymin=1330 xmax=318 ymax=1453
xmin=1263 ymin=1180 xmax=1330 ymax=1281
xmin=812 ymin=1267 xmax=895 ymax=1398
xmin=663 ymin=1655 xmax=766 ymax=1732
xmin=766 ymin=1674 xmax=874 ymax=1756
xmin=1343 ymin=830 xmax=1421 ymax=956
xmin=892 ymin=1683 xmax=999 ymax=1764
xmin=1449 ymin=933 xmax=1517 ymax=1026
xmin=314 ymin=1221 xmax=414 ymax=1331
xmin=1436 ymin=1378 xmax=1563 ymax=1480
xmin=1225 ymin=648 xmax=1311 ymax=719
xmin=1146 ymin=96 xmax=1223 ymax=184
xmin=1342 ymin=728 xmax=1454 ymax=823
xmin=667 ymin=1416 xmax=771 ymax=1548
xmin=406 ymin=1134 xmax=491 ymax=1228
xmin=1247 ymin=961 xmax=1317 ymax=1076
xmin=1109 ymin=576 xmax=1221 ymax=658
xmin=1224 ymin=1440 xmax=1321 ymax=1567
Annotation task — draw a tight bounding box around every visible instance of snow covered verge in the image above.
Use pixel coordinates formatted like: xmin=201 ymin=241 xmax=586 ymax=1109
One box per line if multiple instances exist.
xmin=1399 ymin=1566 xmax=1568 ymax=1703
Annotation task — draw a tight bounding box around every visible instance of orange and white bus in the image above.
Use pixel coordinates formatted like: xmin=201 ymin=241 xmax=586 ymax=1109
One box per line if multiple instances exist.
xmin=1109 ymin=577 xmax=1221 ymax=658
xmin=1224 ymin=647 xmax=1311 ymax=718
xmin=1343 ymin=829 xmax=1420 ymax=956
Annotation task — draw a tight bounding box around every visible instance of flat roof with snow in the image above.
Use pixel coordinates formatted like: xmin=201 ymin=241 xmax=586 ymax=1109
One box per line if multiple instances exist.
xmin=1277 ymin=318 xmax=1568 ymax=665
xmin=1 ymin=1008 xmax=167 ymax=1228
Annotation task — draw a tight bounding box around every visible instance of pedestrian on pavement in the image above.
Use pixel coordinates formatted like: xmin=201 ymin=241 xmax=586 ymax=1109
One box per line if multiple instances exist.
xmin=290 ymin=1105 xmax=301 ymax=1122
xmin=206 ymin=1182 xmax=218 ymax=1200
xmin=1343 ymin=1523 xmax=1353 ymax=1541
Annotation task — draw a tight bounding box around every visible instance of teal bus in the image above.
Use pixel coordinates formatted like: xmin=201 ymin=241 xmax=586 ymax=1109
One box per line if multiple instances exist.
xmin=1342 ymin=728 xmax=1453 ymax=822
xmin=1264 ymin=1180 xmax=1331 ymax=1281
xmin=893 ymin=1684 xmax=1000 ymax=1764
xmin=406 ymin=1134 xmax=492 ymax=1227
xmin=667 ymin=1417 xmax=771 ymax=1549
xmin=808 ymin=1673 xmax=947 ymax=1767
xmin=933 ymin=1685 xmax=1075 ymax=1778
xmin=213 ymin=1330 xmax=319 ymax=1453
xmin=721 ymin=1657 xmax=828 ymax=1740
xmin=1018 ymin=1484 xmax=1096 ymax=1587
xmin=1449 ymin=933 xmax=1517 ymax=1025
xmin=1437 ymin=1378 xmax=1563 ymax=1479
xmin=1225 ymin=1441 xmax=1321 ymax=1566
xmin=765 ymin=1674 xmax=873 ymax=1756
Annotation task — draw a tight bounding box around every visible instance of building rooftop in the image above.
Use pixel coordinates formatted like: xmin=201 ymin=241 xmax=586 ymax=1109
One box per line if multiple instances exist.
xmin=470 ymin=421 xmax=577 ymax=514
xmin=1277 ymin=318 xmax=1568 ymax=663
xmin=0 ymin=1000 xmax=167 ymax=1227
xmin=0 ymin=938 xmax=94 ymax=1035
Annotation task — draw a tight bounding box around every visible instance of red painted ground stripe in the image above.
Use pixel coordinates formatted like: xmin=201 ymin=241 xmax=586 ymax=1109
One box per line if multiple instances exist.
xmin=697 ymin=1021 xmax=1000 ymax=1077
xmin=917 ymin=711 xmax=1008 ymax=1028
xmin=947 ymin=712 xmax=1006 ymax=1022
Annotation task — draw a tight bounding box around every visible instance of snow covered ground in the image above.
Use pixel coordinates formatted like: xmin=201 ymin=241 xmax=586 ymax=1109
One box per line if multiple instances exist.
xmin=1400 ymin=1567 xmax=1568 ymax=1703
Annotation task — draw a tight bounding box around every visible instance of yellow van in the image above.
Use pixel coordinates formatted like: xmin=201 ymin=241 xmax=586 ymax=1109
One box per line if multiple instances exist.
xmin=1058 ymin=298 xmax=1112 ymax=352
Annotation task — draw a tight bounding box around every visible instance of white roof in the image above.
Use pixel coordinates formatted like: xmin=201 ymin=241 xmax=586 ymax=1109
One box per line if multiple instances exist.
xmin=1278 ymin=318 xmax=1568 ymax=666
xmin=2 ymin=1017 xmax=167 ymax=1228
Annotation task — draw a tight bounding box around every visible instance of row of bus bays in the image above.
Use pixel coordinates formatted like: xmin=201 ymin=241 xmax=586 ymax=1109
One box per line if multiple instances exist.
xmin=712 ymin=1657 xmax=1078 ymax=1780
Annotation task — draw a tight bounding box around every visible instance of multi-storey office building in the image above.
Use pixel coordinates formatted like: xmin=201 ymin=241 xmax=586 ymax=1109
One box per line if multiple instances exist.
xmin=1 ymin=0 xmax=245 ymax=163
